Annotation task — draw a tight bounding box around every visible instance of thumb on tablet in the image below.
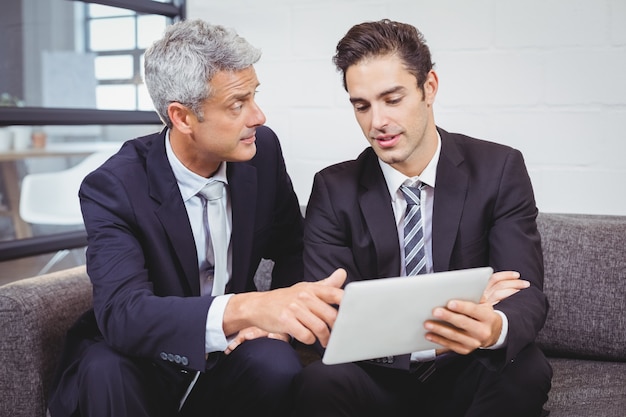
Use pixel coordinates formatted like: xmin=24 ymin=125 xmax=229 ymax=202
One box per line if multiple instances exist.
xmin=320 ymin=268 xmax=347 ymax=288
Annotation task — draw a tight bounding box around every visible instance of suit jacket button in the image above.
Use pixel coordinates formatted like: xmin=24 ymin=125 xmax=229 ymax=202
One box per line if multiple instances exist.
xmin=160 ymin=352 xmax=168 ymax=361
xmin=181 ymin=356 xmax=189 ymax=366
xmin=174 ymin=355 xmax=182 ymax=364
xmin=167 ymin=353 xmax=174 ymax=362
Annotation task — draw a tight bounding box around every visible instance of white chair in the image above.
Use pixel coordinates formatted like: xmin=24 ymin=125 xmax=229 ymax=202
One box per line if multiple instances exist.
xmin=19 ymin=151 xmax=115 ymax=274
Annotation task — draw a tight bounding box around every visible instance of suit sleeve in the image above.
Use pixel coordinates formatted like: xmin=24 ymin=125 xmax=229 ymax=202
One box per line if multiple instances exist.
xmin=485 ymin=148 xmax=548 ymax=366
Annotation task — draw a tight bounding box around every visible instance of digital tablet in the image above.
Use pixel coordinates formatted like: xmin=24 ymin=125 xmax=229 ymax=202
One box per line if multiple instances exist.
xmin=322 ymin=267 xmax=493 ymax=365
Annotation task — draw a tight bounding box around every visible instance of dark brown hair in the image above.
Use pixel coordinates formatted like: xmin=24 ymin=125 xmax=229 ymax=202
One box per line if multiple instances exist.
xmin=333 ymin=19 xmax=434 ymax=93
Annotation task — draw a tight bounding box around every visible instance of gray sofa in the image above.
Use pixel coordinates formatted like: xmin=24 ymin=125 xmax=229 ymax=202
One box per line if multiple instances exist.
xmin=1 ymin=212 xmax=624 ymax=417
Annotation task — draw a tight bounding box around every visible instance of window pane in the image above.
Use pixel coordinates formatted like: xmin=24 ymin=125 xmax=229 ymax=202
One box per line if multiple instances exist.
xmin=88 ymin=4 xmax=135 ymax=18
xmin=89 ymin=17 xmax=136 ymax=51
xmin=94 ymin=55 xmax=134 ymax=80
xmin=137 ymin=15 xmax=169 ymax=49
xmin=138 ymin=84 xmax=155 ymax=111
xmin=96 ymin=85 xmax=136 ymax=110
xmin=140 ymin=54 xmax=145 ymax=78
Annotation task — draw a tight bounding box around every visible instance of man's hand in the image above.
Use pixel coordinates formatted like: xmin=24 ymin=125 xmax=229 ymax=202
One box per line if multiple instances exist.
xmin=426 ymin=270 xmax=529 ymax=355
xmin=481 ymin=270 xmax=529 ymax=305
xmin=224 ymin=327 xmax=290 ymax=355
xmin=425 ymin=300 xmax=502 ymax=355
xmin=223 ymin=268 xmax=346 ymax=348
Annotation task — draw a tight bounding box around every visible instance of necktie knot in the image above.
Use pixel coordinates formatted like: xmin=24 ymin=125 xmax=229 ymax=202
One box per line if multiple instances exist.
xmin=198 ymin=181 xmax=225 ymax=202
xmin=400 ymin=182 xmax=423 ymax=206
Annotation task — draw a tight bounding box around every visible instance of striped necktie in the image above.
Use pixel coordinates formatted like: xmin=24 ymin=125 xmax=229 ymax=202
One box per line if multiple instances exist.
xmin=400 ymin=181 xmax=439 ymax=380
xmin=400 ymin=182 xmax=426 ymax=276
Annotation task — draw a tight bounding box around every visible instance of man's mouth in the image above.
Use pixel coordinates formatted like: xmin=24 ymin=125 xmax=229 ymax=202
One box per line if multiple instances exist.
xmin=374 ymin=134 xmax=400 ymax=148
xmin=241 ymin=132 xmax=256 ymax=144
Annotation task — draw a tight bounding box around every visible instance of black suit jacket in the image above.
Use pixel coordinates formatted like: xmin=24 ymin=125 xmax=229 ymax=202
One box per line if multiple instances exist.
xmin=304 ymin=127 xmax=548 ymax=368
xmin=49 ymin=126 xmax=303 ymax=415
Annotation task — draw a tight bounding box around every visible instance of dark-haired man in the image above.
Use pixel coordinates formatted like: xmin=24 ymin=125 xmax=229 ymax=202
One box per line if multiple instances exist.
xmin=292 ymin=19 xmax=552 ymax=417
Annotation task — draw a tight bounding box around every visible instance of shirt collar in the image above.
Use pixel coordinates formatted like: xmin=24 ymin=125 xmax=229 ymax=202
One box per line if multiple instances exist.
xmin=378 ymin=131 xmax=441 ymax=201
xmin=165 ymin=129 xmax=229 ymax=203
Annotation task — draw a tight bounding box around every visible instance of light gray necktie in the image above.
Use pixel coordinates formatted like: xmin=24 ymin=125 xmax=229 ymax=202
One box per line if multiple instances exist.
xmin=400 ymin=182 xmax=427 ymax=276
xmin=197 ymin=180 xmax=229 ymax=296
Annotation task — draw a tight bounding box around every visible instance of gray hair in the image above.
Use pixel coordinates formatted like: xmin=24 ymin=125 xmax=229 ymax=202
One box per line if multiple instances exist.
xmin=144 ymin=19 xmax=262 ymax=127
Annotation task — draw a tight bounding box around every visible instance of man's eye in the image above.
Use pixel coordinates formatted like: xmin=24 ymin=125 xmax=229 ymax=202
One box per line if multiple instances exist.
xmin=354 ymin=104 xmax=369 ymax=112
xmin=387 ymin=98 xmax=401 ymax=105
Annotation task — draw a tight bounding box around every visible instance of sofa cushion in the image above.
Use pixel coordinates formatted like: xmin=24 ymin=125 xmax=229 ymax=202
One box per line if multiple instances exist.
xmin=544 ymin=357 xmax=626 ymax=417
xmin=536 ymin=213 xmax=626 ymax=361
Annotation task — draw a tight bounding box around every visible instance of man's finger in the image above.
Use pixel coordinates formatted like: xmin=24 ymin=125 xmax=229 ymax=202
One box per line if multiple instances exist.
xmin=319 ymin=268 xmax=347 ymax=288
xmin=490 ymin=271 xmax=520 ymax=282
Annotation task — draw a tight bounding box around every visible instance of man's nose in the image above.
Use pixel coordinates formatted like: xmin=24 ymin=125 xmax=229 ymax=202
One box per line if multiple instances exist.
xmin=370 ymin=104 xmax=388 ymax=130
xmin=249 ymin=101 xmax=266 ymax=127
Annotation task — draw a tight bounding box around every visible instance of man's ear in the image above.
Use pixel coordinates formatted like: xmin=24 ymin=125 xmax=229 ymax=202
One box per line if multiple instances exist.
xmin=168 ymin=102 xmax=194 ymax=134
xmin=423 ymin=70 xmax=439 ymax=106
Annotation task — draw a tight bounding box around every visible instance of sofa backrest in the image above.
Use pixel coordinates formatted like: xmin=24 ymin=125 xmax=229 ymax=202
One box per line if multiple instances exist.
xmin=536 ymin=213 xmax=626 ymax=361
xmin=260 ymin=212 xmax=626 ymax=361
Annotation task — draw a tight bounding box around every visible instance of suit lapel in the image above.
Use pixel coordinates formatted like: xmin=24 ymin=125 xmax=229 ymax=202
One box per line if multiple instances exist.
xmin=432 ymin=129 xmax=468 ymax=272
xmin=227 ymin=162 xmax=257 ymax=293
xmin=147 ymin=131 xmax=200 ymax=295
xmin=358 ymin=149 xmax=402 ymax=278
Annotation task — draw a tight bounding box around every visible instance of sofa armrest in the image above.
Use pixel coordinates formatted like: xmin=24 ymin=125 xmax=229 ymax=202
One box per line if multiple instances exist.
xmin=536 ymin=213 xmax=626 ymax=361
xmin=0 ymin=266 xmax=92 ymax=417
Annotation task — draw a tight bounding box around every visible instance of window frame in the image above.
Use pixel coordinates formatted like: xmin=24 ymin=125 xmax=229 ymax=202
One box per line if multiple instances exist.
xmin=0 ymin=0 xmax=184 ymax=127
xmin=0 ymin=0 xmax=184 ymax=261
xmin=79 ymin=0 xmax=184 ymax=18
xmin=86 ymin=3 xmax=177 ymax=111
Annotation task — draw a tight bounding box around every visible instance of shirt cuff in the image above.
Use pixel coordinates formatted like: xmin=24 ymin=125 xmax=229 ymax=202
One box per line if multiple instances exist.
xmin=481 ymin=309 xmax=508 ymax=350
xmin=205 ymin=294 xmax=234 ymax=353
xmin=410 ymin=349 xmax=437 ymax=362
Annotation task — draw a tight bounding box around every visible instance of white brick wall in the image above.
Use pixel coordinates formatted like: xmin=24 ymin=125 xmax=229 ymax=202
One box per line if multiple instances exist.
xmin=188 ymin=0 xmax=626 ymax=215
